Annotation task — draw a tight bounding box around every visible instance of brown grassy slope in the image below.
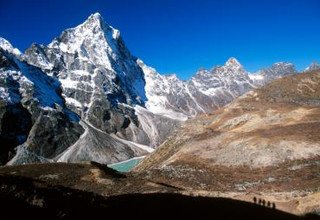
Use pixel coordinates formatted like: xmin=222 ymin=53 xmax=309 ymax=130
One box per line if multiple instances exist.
xmin=0 ymin=162 xmax=181 ymax=196
xmin=135 ymin=70 xmax=320 ymax=171
xmin=132 ymin=70 xmax=320 ymax=215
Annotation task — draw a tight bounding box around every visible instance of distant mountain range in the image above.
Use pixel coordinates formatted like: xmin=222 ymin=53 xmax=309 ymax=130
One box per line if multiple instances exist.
xmin=0 ymin=12 xmax=319 ymax=165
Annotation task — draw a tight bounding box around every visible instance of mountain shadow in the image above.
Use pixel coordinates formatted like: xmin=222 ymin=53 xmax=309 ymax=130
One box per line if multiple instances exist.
xmin=0 ymin=175 xmax=319 ymax=220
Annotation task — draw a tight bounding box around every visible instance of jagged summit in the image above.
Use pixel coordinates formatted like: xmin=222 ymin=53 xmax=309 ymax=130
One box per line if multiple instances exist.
xmin=225 ymin=57 xmax=242 ymax=68
xmin=210 ymin=57 xmax=245 ymax=76
xmin=25 ymin=11 xmax=147 ymax=108
xmin=192 ymin=58 xmax=244 ymax=77
xmin=0 ymin=37 xmax=21 ymax=56
xmin=88 ymin=12 xmax=103 ymax=20
xmin=48 ymin=12 xmax=121 ymax=60
xmin=197 ymin=57 xmax=244 ymax=76
xmin=304 ymin=62 xmax=320 ymax=72
xmin=81 ymin=12 xmax=120 ymax=38
xmin=82 ymin=12 xmax=120 ymax=36
xmin=84 ymin=13 xmax=105 ymax=30
xmin=272 ymin=62 xmax=294 ymax=68
xmin=259 ymin=62 xmax=296 ymax=78
xmin=83 ymin=12 xmax=104 ymax=27
xmin=73 ymin=12 xmax=114 ymax=32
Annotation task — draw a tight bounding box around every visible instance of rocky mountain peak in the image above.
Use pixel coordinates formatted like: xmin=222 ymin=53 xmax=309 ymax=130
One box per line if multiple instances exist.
xmin=272 ymin=62 xmax=294 ymax=68
xmin=266 ymin=62 xmax=296 ymax=76
xmin=0 ymin=37 xmax=21 ymax=56
xmin=211 ymin=57 xmax=245 ymax=76
xmin=225 ymin=57 xmax=242 ymax=69
xmin=304 ymin=62 xmax=320 ymax=72
xmin=80 ymin=12 xmax=104 ymax=31
xmin=81 ymin=12 xmax=120 ymax=38
xmin=47 ymin=12 xmax=121 ymax=65
xmin=194 ymin=68 xmax=209 ymax=76
xmin=87 ymin=12 xmax=103 ymax=23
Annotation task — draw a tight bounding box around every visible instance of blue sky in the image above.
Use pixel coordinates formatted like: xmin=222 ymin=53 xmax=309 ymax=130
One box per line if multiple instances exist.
xmin=1 ymin=0 xmax=320 ymax=79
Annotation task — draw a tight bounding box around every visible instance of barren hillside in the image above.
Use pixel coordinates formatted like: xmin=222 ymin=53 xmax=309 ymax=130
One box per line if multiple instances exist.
xmin=134 ymin=70 xmax=320 ymax=215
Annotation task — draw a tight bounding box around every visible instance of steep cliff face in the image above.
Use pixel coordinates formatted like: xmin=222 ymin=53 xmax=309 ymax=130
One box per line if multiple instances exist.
xmin=23 ymin=13 xmax=181 ymax=150
xmin=0 ymin=14 xmax=182 ymax=165
xmin=0 ymin=37 xmax=154 ymax=165
xmin=0 ymin=38 xmax=83 ymax=165
xmin=24 ymin=13 xmax=146 ymax=138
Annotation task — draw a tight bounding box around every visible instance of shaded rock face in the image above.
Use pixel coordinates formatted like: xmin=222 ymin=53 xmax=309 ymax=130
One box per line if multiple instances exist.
xmin=0 ymin=104 xmax=32 ymax=164
xmin=0 ymin=42 xmax=83 ymax=165
xmin=22 ymin=111 xmax=82 ymax=158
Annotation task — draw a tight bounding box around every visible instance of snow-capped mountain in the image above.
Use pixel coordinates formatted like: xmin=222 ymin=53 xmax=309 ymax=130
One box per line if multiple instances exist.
xmin=24 ymin=12 xmax=181 ymax=148
xmin=0 ymin=36 xmax=168 ymax=165
xmin=0 ymin=38 xmax=21 ymax=57
xmin=1 ymin=13 xmax=181 ymax=165
xmin=304 ymin=62 xmax=320 ymax=72
xmin=251 ymin=62 xmax=296 ymax=85
xmin=25 ymin=13 xmax=146 ymax=113
xmin=0 ymin=13 xmax=299 ymax=165
xmin=141 ymin=57 xmax=296 ymax=120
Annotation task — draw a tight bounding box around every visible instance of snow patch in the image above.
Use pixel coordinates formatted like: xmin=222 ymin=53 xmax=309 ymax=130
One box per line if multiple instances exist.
xmin=59 ymin=78 xmax=79 ymax=89
xmin=108 ymin=156 xmax=145 ymax=166
xmin=64 ymin=97 xmax=82 ymax=108
xmin=249 ymin=74 xmax=265 ymax=81
xmin=112 ymin=134 xmax=154 ymax=153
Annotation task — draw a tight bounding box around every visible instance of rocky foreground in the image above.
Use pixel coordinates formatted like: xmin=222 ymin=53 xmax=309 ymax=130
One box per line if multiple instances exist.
xmin=0 ymin=163 xmax=319 ymax=220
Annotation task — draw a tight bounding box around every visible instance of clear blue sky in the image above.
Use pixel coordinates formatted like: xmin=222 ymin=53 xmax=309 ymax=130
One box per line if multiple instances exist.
xmin=1 ymin=0 xmax=320 ymax=79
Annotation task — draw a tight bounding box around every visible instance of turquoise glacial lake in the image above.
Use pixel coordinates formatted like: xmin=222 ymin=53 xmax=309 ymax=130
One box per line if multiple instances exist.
xmin=108 ymin=157 xmax=144 ymax=172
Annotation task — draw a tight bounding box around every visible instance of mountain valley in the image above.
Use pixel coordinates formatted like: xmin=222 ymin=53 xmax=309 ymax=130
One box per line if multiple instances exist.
xmin=0 ymin=13 xmax=308 ymax=165
xmin=0 ymin=12 xmax=319 ymax=219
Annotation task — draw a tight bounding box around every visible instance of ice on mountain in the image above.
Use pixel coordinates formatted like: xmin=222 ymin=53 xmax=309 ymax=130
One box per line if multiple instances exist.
xmin=0 ymin=37 xmax=22 ymax=56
